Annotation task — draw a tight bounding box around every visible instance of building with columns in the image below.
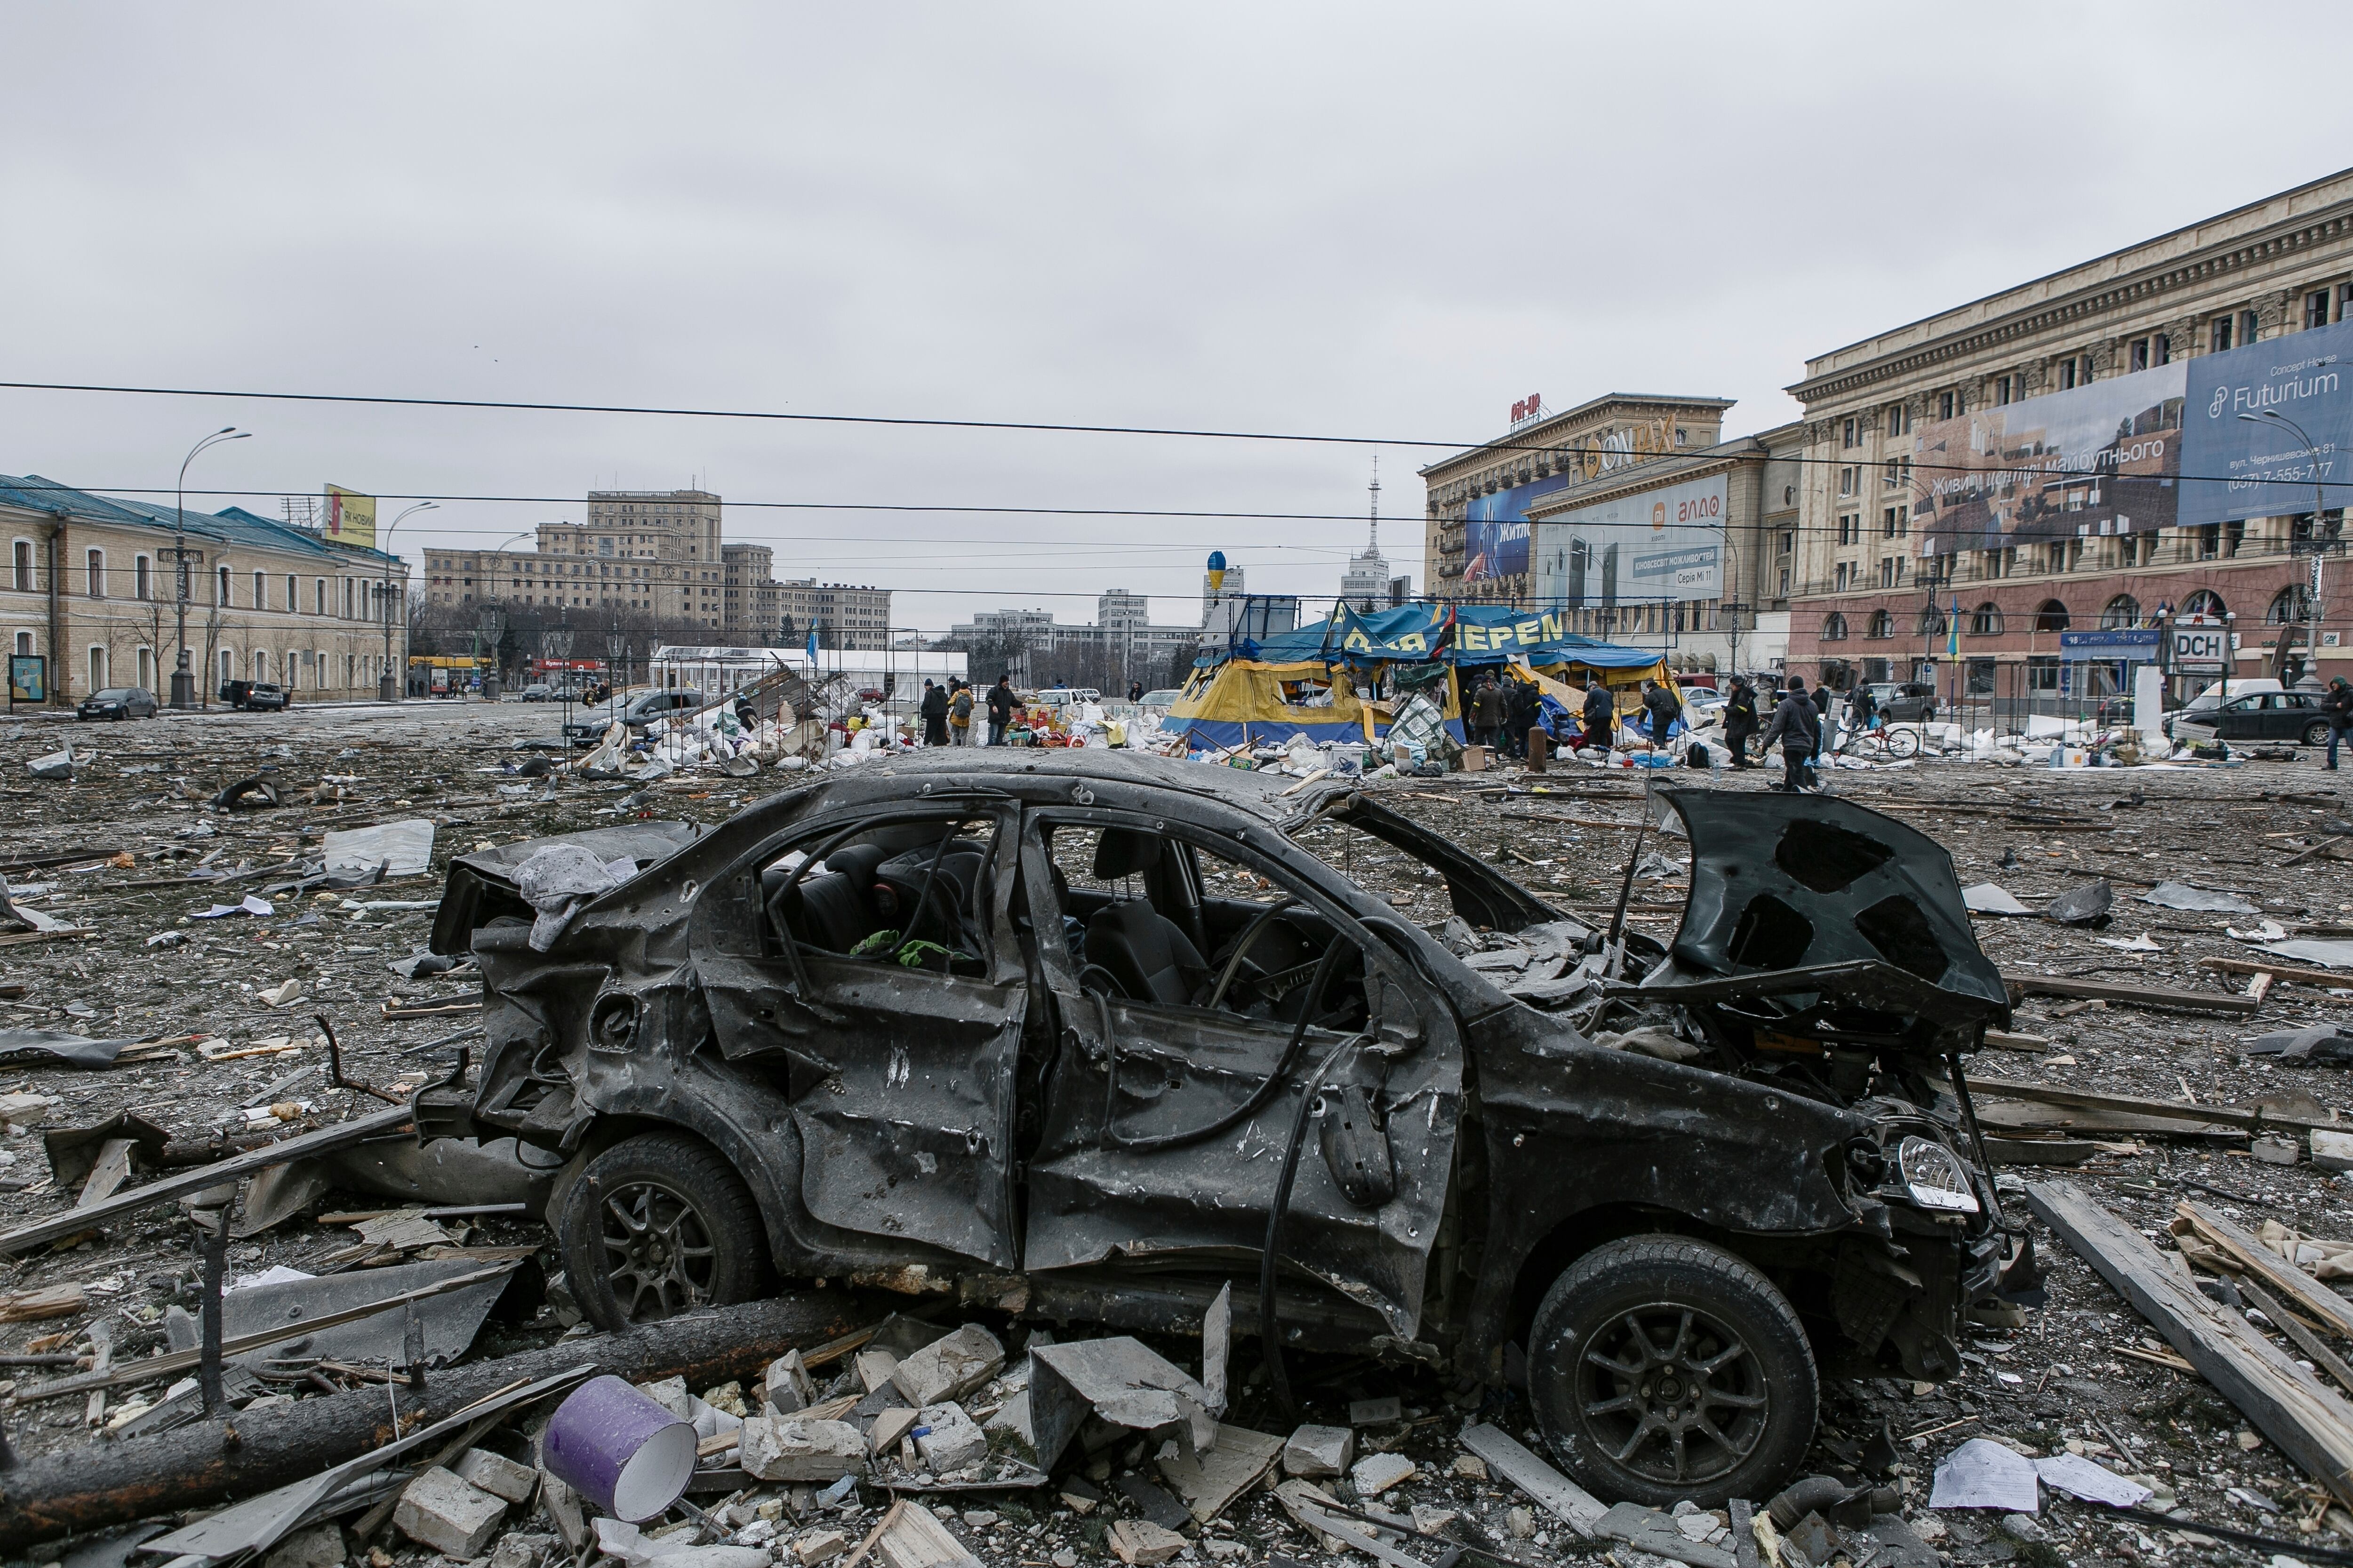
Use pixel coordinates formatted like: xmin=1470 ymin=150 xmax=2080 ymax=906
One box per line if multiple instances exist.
xmin=2 ymin=473 xmax=407 ymax=704
xmin=1784 ymin=167 xmax=2353 ymax=704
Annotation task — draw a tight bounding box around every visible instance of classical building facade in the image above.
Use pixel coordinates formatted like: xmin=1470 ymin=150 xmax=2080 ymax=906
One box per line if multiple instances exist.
xmin=1785 ymin=168 xmax=2353 ymax=699
xmin=1420 ymin=393 xmax=1731 ymax=607
xmin=2 ymin=474 xmax=407 ymax=704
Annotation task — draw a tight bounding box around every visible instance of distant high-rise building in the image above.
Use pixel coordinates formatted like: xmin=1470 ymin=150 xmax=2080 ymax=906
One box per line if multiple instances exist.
xmin=1339 ymin=457 xmax=1391 ymax=610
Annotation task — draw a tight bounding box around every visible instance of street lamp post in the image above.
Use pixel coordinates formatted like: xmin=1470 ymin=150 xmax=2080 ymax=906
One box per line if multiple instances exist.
xmin=169 ymin=428 xmax=249 ymax=709
xmin=378 ymin=501 xmax=438 ymax=702
xmin=2238 ymin=409 xmax=2334 ymax=687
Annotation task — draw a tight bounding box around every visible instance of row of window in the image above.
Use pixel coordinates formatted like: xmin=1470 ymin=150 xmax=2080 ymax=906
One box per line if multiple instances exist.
xmin=5 ymin=632 xmax=388 ymax=694
xmin=8 ymin=541 xmax=397 ymax=620
xmin=1818 ymin=585 xmax=2297 ymax=642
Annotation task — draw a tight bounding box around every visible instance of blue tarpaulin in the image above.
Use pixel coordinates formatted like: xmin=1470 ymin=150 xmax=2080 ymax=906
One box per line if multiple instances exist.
xmin=1248 ymin=602 xmax=1665 ymax=669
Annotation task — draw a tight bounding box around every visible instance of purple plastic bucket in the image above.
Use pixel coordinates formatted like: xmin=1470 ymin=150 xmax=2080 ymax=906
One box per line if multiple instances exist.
xmin=541 ymin=1375 xmax=697 ymax=1521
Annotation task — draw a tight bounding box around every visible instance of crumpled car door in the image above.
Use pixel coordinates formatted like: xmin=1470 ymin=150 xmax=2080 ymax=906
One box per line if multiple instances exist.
xmin=1014 ymin=808 xmax=1460 ymax=1342
xmin=694 ymin=805 xmax=1027 ymax=1269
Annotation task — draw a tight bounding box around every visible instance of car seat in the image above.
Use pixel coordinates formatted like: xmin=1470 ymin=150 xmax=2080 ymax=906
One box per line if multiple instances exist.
xmin=764 ymin=842 xmax=891 ymax=952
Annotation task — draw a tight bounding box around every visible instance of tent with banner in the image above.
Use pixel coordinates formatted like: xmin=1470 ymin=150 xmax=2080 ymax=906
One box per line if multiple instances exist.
xmin=1161 ymin=601 xmax=1669 ymax=750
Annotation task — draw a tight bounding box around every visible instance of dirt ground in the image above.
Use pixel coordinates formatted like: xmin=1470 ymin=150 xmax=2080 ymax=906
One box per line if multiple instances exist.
xmin=7 ymin=702 xmax=2353 ymax=1568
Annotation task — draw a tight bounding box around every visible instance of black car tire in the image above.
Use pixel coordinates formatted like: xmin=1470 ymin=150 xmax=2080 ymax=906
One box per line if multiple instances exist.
xmin=1527 ymin=1234 xmax=1816 ymax=1508
xmin=2305 ymin=721 xmax=2332 ymax=748
xmin=559 ymin=1130 xmax=769 ymax=1329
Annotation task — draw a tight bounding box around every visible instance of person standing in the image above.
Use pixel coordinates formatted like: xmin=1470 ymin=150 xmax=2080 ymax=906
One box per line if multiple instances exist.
xmin=1849 ymin=681 xmax=1879 ymax=737
xmin=920 ymin=679 xmax=950 ymax=747
xmin=1579 ymin=676 xmax=1617 ymax=752
xmin=948 ymin=679 xmax=975 ymax=746
xmin=1723 ymin=677 xmax=1759 ymax=768
xmin=1468 ymin=674 xmax=1509 ymax=751
xmin=1128 ymin=680 xmax=1144 ymax=704
xmin=2326 ymin=676 xmax=2353 ymax=770
xmin=1640 ymin=679 xmax=1681 ymax=753
xmin=1759 ymin=677 xmax=1821 ymax=792
xmin=1504 ymin=675 xmax=1541 ymax=760
xmin=986 ymin=674 xmax=1017 ymax=747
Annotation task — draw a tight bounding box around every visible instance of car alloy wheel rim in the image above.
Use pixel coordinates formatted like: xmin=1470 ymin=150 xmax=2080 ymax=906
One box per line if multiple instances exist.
xmin=1573 ymin=1302 xmax=1768 ymax=1487
xmin=599 ymin=1178 xmax=718 ymax=1320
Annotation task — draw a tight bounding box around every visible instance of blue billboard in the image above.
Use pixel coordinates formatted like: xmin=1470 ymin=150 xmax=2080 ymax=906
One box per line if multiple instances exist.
xmin=2179 ymin=318 xmax=2353 ymax=529
xmin=1462 ymin=472 xmax=1570 ymax=583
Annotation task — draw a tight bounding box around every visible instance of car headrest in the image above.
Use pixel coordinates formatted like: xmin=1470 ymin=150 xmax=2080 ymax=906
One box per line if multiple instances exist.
xmin=1093 ymin=828 xmax=1160 ymax=881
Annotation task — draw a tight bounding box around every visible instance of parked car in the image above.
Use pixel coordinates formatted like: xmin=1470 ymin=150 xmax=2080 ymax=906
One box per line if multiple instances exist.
xmin=417 ymin=754 xmax=2020 ymax=1507
xmin=2165 ymin=677 xmax=2284 ymax=737
xmin=76 ymin=686 xmax=157 ymax=721
xmin=520 ymin=683 xmax=555 ymax=703
xmin=2172 ymin=688 xmax=2333 ymax=746
xmin=1136 ymin=688 xmax=1183 ymax=714
xmin=218 ymin=680 xmax=291 ymax=712
xmin=1861 ymin=681 xmax=1938 ymax=722
xmin=561 ymin=688 xmax=705 ymax=745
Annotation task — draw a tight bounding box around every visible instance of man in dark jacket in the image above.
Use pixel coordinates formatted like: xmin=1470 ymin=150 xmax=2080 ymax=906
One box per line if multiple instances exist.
xmin=986 ymin=675 xmax=1017 ymax=746
xmin=1503 ymin=676 xmax=1541 ymax=759
xmin=1723 ymin=677 xmax=1760 ymax=768
xmin=1758 ymin=677 xmax=1821 ymax=792
xmin=2326 ymin=676 xmax=2353 ymax=770
xmin=920 ymin=679 xmax=950 ymax=746
xmin=1640 ymin=680 xmax=1681 ymax=752
xmin=1579 ymin=677 xmax=1617 ymax=752
xmin=1467 ymin=675 xmax=1509 ymax=751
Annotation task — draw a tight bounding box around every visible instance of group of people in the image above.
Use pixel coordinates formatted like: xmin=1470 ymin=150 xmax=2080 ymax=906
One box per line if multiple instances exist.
xmin=1466 ymin=670 xmax=1691 ymax=758
xmin=917 ymin=674 xmax=1024 ymax=746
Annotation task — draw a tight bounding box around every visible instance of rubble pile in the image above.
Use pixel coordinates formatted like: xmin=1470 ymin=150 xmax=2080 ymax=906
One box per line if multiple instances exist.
xmin=16 ymin=702 xmax=2353 ymax=1568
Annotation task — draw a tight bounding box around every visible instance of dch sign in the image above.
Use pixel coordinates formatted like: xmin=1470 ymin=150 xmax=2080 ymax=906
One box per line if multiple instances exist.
xmin=2171 ymin=623 xmax=2229 ymax=675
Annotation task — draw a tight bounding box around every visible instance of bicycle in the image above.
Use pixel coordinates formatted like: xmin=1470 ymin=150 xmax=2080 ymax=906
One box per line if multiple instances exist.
xmin=1834 ymin=720 xmax=1920 ymax=760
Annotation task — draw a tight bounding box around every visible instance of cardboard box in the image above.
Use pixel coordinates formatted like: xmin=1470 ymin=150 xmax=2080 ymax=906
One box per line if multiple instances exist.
xmin=1460 ymin=745 xmax=1490 ymax=774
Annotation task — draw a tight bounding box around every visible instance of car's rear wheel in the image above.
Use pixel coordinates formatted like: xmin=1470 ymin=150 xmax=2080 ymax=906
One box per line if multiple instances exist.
xmin=1527 ymin=1235 xmax=1816 ymax=1508
xmin=2304 ymin=720 xmax=2332 ymax=747
xmin=559 ymin=1131 xmax=769 ymax=1329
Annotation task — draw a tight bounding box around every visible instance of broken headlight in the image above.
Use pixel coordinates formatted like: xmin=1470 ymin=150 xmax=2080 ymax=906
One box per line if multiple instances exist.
xmin=1897 ymin=1135 xmax=1980 ymax=1214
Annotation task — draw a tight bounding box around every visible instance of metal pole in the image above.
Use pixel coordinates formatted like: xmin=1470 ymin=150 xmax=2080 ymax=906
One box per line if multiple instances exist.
xmin=380 ymin=502 xmax=436 ymax=703
xmin=169 ymin=429 xmax=247 ymax=710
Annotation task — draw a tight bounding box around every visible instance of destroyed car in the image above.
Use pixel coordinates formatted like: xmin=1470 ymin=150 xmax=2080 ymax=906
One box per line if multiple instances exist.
xmin=562 ymin=688 xmax=705 ymax=745
xmin=419 ymin=754 xmax=2026 ymax=1507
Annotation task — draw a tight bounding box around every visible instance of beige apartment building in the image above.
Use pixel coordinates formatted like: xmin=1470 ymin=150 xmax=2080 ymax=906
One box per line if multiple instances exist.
xmin=1421 ymin=393 xmax=1732 ymax=606
xmin=423 ymin=488 xmax=730 ymax=630
xmin=1785 ymin=167 xmax=2353 ymax=700
xmin=2 ymin=473 xmax=407 ymax=704
xmin=775 ymin=578 xmax=892 ymax=649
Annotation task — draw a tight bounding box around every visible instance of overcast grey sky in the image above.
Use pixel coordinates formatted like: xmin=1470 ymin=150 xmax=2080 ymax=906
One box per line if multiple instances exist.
xmin=5 ymin=2 xmax=2350 ymax=634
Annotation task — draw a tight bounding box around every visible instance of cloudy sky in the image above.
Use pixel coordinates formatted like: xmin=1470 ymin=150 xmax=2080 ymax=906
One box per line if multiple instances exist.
xmin=5 ymin=2 xmax=2351 ymax=634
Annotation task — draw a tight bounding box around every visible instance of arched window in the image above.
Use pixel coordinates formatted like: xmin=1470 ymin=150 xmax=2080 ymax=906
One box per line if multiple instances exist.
xmin=1866 ymin=608 xmax=1896 ymax=639
xmin=2034 ymin=599 xmax=2071 ymax=632
xmin=1920 ymin=604 xmax=1947 ymax=636
xmin=2181 ymin=589 xmax=2226 ymax=618
xmin=88 ymin=647 xmax=105 ymax=692
xmin=135 ymin=556 xmax=152 ymax=600
xmin=216 ymin=648 xmax=231 ymax=687
xmin=1821 ymin=612 xmax=1849 ymax=642
xmin=217 ymin=565 xmax=232 ymax=606
xmin=2100 ymin=594 xmax=2141 ymax=628
xmin=253 ymin=570 xmax=267 ymax=610
xmin=252 ymin=649 xmax=267 ymax=681
xmin=2270 ymin=585 xmax=2313 ymax=624
xmin=86 ymin=549 xmax=103 ymax=598
xmin=1971 ymin=602 xmax=2005 ymax=635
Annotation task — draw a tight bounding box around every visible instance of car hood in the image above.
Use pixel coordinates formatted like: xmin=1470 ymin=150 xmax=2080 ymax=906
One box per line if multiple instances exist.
xmin=1633 ymin=790 xmax=2010 ymax=1055
xmin=429 ymin=821 xmax=704 ymax=954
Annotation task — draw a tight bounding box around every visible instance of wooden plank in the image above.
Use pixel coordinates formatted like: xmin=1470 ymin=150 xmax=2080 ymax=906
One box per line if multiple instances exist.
xmin=1968 ymin=1077 xmax=2330 ymax=1134
xmin=2177 ymin=1201 xmax=2353 ymax=1344
xmin=2202 ymin=956 xmax=2353 ymax=991
xmin=2025 ymin=1178 xmax=2353 ymax=1507
xmin=2002 ymin=972 xmax=2259 ymax=1015
xmin=0 ymin=1101 xmax=414 ymax=1256
xmin=74 ymin=1138 xmax=136 ymax=1209
xmin=1457 ymin=1422 xmax=1606 ymax=1536
xmin=872 ymin=1498 xmax=984 ymax=1568
xmin=2238 ymin=1278 xmax=2353 ymax=1400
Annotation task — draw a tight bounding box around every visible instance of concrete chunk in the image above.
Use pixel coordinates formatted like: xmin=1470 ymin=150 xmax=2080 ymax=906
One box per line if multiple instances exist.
xmin=638 ymin=1375 xmax=695 ymax=1421
xmin=393 ymin=1465 xmax=507 ymax=1559
xmin=261 ymin=1523 xmax=344 ymax=1568
xmin=452 ymin=1446 xmax=538 ymax=1503
xmin=740 ymin=1416 xmax=869 ymax=1482
xmin=767 ymin=1348 xmax=816 ymax=1413
xmin=914 ymin=1402 xmax=988 ymax=1473
xmin=893 ymin=1325 xmax=1005 ymax=1407
xmin=1282 ymin=1424 xmax=1354 ymax=1479
xmin=1350 ymin=1451 xmax=1416 ymax=1497
xmin=1346 ymin=1396 xmax=1401 ymax=1426
xmin=854 ymin=1348 xmax=902 ymax=1396
xmin=1108 ymin=1520 xmax=1186 ymax=1566
xmin=2314 ymin=1127 xmax=2353 ymax=1172
xmin=793 ymin=1529 xmax=850 ymax=1566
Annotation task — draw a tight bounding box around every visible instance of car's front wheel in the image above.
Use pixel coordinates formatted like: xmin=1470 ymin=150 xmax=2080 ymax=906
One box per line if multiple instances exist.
xmin=2305 ymin=720 xmax=2332 ymax=748
xmin=1527 ymin=1235 xmax=1816 ymax=1508
xmin=558 ymin=1131 xmax=770 ymax=1329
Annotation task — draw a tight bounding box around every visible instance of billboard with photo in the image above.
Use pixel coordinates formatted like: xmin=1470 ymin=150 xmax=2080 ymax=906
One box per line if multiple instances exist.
xmin=1530 ymin=472 xmax=1725 ymax=607
xmin=1462 ymin=473 xmax=1565 ymax=583
xmin=2179 ymin=318 xmax=2353 ymax=529
xmin=1910 ymin=364 xmax=2184 ymax=553
xmin=324 ymin=484 xmax=376 ymax=551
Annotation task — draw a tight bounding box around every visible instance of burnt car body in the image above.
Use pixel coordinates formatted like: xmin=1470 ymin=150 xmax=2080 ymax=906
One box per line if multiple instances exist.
xmin=418 ymin=754 xmax=2025 ymax=1505
xmin=218 ymin=680 xmax=291 ymax=711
